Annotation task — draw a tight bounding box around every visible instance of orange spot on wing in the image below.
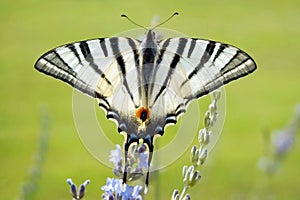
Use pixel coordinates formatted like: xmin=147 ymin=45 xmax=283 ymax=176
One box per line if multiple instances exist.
xmin=136 ymin=107 xmax=150 ymax=122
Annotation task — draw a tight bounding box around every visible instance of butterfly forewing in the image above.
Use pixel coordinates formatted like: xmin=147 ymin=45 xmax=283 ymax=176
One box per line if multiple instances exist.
xmin=36 ymin=37 xmax=141 ymax=116
xmin=158 ymin=37 xmax=256 ymax=102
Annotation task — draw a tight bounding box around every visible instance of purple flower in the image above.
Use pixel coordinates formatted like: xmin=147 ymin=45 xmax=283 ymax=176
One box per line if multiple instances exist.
xmin=101 ymin=178 xmax=143 ymax=200
xmin=109 ymin=144 xmax=149 ymax=181
xmin=101 ymin=178 xmax=116 ymax=195
xmin=137 ymin=146 xmax=149 ymax=170
xmin=272 ymin=128 xmax=295 ymax=156
xmin=109 ymin=144 xmax=122 ymax=168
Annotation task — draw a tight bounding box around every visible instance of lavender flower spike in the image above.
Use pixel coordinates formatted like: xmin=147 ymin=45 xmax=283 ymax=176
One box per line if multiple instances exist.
xmin=66 ymin=178 xmax=90 ymax=200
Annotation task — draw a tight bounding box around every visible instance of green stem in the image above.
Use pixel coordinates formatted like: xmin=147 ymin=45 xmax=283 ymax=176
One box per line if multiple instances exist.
xmin=179 ymin=185 xmax=188 ymax=200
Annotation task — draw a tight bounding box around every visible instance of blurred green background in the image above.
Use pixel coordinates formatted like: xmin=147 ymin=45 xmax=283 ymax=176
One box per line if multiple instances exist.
xmin=1 ymin=0 xmax=300 ymax=199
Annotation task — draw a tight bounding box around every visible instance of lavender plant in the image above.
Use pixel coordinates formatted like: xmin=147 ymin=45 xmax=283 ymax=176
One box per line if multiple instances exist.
xmin=100 ymin=143 xmax=148 ymax=199
xmin=109 ymin=143 xmax=149 ymax=182
xmin=258 ymin=103 xmax=300 ymax=175
xmin=171 ymin=91 xmax=221 ymax=200
xmin=250 ymin=103 xmax=300 ymax=199
xmin=18 ymin=107 xmax=49 ymax=200
xmin=66 ymin=144 xmax=146 ymax=200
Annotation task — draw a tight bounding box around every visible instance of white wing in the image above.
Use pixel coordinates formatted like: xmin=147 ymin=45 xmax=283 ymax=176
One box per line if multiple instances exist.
xmin=151 ymin=37 xmax=257 ymax=126
xmin=35 ymin=37 xmax=142 ymax=122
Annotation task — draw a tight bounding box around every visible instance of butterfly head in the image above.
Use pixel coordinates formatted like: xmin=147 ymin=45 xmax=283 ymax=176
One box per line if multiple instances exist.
xmin=141 ymin=30 xmax=158 ymax=49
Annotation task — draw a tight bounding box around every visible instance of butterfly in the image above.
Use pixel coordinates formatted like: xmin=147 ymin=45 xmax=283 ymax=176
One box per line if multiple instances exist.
xmin=34 ymin=13 xmax=257 ymax=189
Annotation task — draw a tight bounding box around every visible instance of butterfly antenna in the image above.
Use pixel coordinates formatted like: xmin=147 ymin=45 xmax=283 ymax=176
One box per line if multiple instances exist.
xmin=152 ymin=12 xmax=179 ymax=30
xmin=121 ymin=14 xmax=148 ymax=30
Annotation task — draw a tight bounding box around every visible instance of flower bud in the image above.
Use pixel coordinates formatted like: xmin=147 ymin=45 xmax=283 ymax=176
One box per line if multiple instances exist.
xmin=203 ymin=130 xmax=211 ymax=145
xmin=198 ymin=128 xmax=206 ymax=143
xmin=138 ymin=144 xmax=147 ymax=153
xmin=171 ymin=189 xmax=180 ymax=200
xmin=66 ymin=178 xmax=77 ymax=198
xmin=198 ymin=148 xmax=208 ymax=165
xmin=191 ymin=145 xmax=198 ymax=163
xmin=204 ymin=111 xmax=211 ymax=129
xmin=210 ymin=111 xmax=218 ymax=127
xmin=182 ymin=165 xmax=188 ymax=178
xmin=183 ymin=194 xmax=191 ymax=200
xmin=183 ymin=166 xmax=194 ymax=186
xmin=188 ymin=170 xmax=201 ymax=187
xmin=209 ymin=100 xmax=217 ymax=114
xmin=213 ymin=90 xmax=221 ymax=101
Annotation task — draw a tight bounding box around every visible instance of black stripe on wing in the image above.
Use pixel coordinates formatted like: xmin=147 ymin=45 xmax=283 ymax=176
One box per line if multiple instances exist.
xmin=148 ymin=38 xmax=170 ymax=99
xmin=35 ymin=55 xmax=95 ymax=97
xmin=164 ymin=102 xmax=187 ymax=127
xmin=187 ymin=40 xmax=216 ymax=81
xmin=109 ymin=37 xmax=138 ymax=108
xmin=175 ymin=38 xmax=257 ymax=101
xmin=152 ymin=38 xmax=188 ymax=105
xmin=66 ymin=43 xmax=82 ymax=64
xmin=35 ymin=38 xmax=117 ymax=98
xmin=187 ymin=39 xmax=196 ymax=58
xmin=95 ymin=91 xmax=121 ymax=125
xmin=79 ymin=41 xmax=112 ymax=86
xmin=51 ymin=50 xmax=75 ymax=75
xmin=127 ymin=37 xmax=142 ymax=105
xmin=220 ymin=49 xmax=256 ymax=75
xmin=193 ymin=50 xmax=257 ymax=99
xmin=212 ymin=44 xmax=226 ymax=62
xmin=99 ymin=38 xmax=108 ymax=57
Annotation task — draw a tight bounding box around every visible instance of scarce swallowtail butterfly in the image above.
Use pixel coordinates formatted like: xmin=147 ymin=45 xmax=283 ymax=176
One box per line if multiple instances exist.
xmin=34 ymin=13 xmax=257 ymax=189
